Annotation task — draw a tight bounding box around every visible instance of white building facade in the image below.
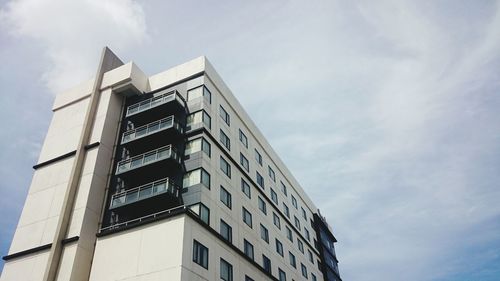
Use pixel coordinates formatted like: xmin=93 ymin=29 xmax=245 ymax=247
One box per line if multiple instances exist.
xmin=1 ymin=48 xmax=341 ymax=281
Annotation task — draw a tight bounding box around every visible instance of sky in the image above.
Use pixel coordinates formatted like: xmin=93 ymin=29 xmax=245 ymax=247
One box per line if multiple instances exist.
xmin=0 ymin=0 xmax=499 ymax=280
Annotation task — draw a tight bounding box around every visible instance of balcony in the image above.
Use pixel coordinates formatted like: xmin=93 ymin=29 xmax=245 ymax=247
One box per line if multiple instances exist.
xmin=121 ymin=116 xmax=183 ymax=150
xmin=115 ymin=145 xmax=180 ymax=180
xmin=110 ymin=178 xmax=179 ymax=210
xmin=125 ymin=90 xmax=185 ymax=124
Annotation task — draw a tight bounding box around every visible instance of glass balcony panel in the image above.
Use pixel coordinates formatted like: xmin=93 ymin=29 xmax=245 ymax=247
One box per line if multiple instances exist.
xmin=148 ymin=122 xmax=160 ymax=133
xmin=130 ymin=158 xmax=142 ymax=169
xmin=135 ymin=127 xmax=148 ymax=137
xmin=144 ymin=152 xmax=156 ymax=164
xmin=139 ymin=185 xmax=153 ymax=198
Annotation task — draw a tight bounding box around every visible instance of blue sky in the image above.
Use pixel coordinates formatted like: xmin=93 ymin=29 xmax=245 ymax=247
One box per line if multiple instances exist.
xmin=1 ymin=0 xmax=500 ymax=280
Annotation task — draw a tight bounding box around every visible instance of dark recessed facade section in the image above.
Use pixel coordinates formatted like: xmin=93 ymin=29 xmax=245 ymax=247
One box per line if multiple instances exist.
xmin=313 ymin=213 xmax=342 ymax=281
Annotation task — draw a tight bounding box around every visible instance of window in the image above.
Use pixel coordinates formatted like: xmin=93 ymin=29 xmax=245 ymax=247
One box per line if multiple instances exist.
xmin=308 ymin=249 xmax=314 ymax=263
xmin=187 ymin=85 xmax=211 ymax=103
xmin=291 ymin=195 xmax=298 ymax=209
xmin=220 ymin=186 xmax=232 ymax=209
xmin=193 ymin=240 xmax=208 ymax=269
xmin=278 ymin=268 xmax=287 ymax=281
xmin=289 ymin=251 xmax=296 ymax=268
xmin=185 ymin=138 xmax=211 ymax=157
xmin=239 ymin=129 xmax=248 ymax=148
xmin=241 ymin=179 xmax=251 ymax=199
xmin=258 ymin=197 xmax=267 ymax=215
xmin=275 ymin=239 xmax=284 ymax=257
xmin=273 ymin=213 xmax=281 ymax=229
xmin=245 ymin=276 xmax=255 ymax=281
xmin=187 ymin=110 xmax=211 ymax=129
xmin=270 ymin=189 xmax=278 ymax=205
xmin=301 ymin=263 xmax=308 ymax=279
xmin=262 ymin=255 xmax=271 ymax=274
xmin=260 ymin=224 xmax=269 ymax=243
xmin=220 ymin=258 xmax=233 ymax=281
xmin=220 ymin=129 xmax=231 ymax=151
xmin=280 ymin=181 xmax=287 ymax=196
xmin=200 ymin=204 xmax=210 ymax=225
xmin=255 ymin=149 xmax=262 ymax=166
xmin=301 ymin=207 xmax=307 ymax=220
xmin=298 ymin=239 xmax=304 ymax=253
xmin=294 ymin=216 xmax=301 ymax=230
xmin=283 ymin=203 xmax=290 ymax=218
xmin=183 ymin=168 xmax=210 ymax=189
xmin=220 ymin=219 xmax=232 ymax=243
xmin=240 ymin=153 xmax=249 ymax=172
xmin=242 ymin=207 xmax=252 ymax=228
xmin=220 ymin=156 xmax=231 ymax=178
xmin=219 ymin=105 xmax=230 ymax=126
xmin=305 ymin=228 xmax=310 ymax=242
xmin=286 ymin=226 xmax=293 ymax=242
xmin=244 ymin=239 xmax=254 ymax=260
xmin=311 ymin=273 xmax=317 ymax=281
xmin=268 ymin=166 xmax=276 ymax=182
xmin=256 ymin=171 xmax=264 ymax=189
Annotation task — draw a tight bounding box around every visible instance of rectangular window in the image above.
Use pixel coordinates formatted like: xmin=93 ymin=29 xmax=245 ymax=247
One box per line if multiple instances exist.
xmin=262 ymin=255 xmax=271 ymax=274
xmin=256 ymin=171 xmax=264 ymax=189
xmin=220 ymin=219 xmax=232 ymax=243
xmin=258 ymin=196 xmax=267 ymax=215
xmin=220 ymin=258 xmax=233 ymax=281
xmin=241 ymin=179 xmax=251 ymax=199
xmin=183 ymin=168 xmax=210 ymax=189
xmin=187 ymin=85 xmax=211 ymax=103
xmin=311 ymin=273 xmax=317 ymax=281
xmin=286 ymin=226 xmax=293 ymax=242
xmin=244 ymin=239 xmax=254 ymax=260
xmin=193 ymin=240 xmax=208 ymax=269
xmin=278 ymin=268 xmax=287 ymax=281
xmin=275 ymin=239 xmax=284 ymax=257
xmin=220 ymin=156 xmax=231 ymax=178
xmin=280 ymin=181 xmax=287 ymax=196
xmin=291 ymin=195 xmax=298 ymax=209
xmin=301 ymin=263 xmax=308 ymax=279
xmin=239 ymin=129 xmax=248 ymax=148
xmin=308 ymin=249 xmax=314 ymax=263
xmin=242 ymin=207 xmax=252 ymax=228
xmin=298 ymin=239 xmax=304 ymax=254
xmin=301 ymin=207 xmax=307 ymax=220
xmin=240 ymin=153 xmax=249 ymax=172
xmin=260 ymin=224 xmax=269 ymax=243
xmin=255 ymin=149 xmax=262 ymax=166
xmin=185 ymin=138 xmax=211 ymax=157
xmin=305 ymin=228 xmax=310 ymax=242
xmin=200 ymin=203 xmax=210 ymax=225
xmin=187 ymin=110 xmax=211 ymax=129
xmin=273 ymin=213 xmax=281 ymax=230
xmin=220 ymin=186 xmax=232 ymax=209
xmin=294 ymin=216 xmax=301 ymax=231
xmin=219 ymin=105 xmax=230 ymax=126
xmin=245 ymin=276 xmax=255 ymax=281
xmin=289 ymin=251 xmax=296 ymax=268
xmin=220 ymin=129 xmax=231 ymax=151
xmin=268 ymin=166 xmax=276 ymax=182
xmin=283 ymin=203 xmax=290 ymax=218
xmin=270 ymin=188 xmax=278 ymax=205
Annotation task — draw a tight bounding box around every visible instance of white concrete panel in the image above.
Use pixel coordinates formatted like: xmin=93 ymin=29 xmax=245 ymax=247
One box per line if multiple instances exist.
xmin=8 ymin=220 xmax=45 ymax=253
xmin=29 ymin=157 xmax=74 ymax=194
xmin=17 ymin=187 xmax=55 ymax=227
xmin=0 ymin=250 xmax=50 ymax=281
xmin=148 ymin=57 xmax=205 ymax=92
xmin=52 ymin=78 xmax=94 ymax=110
xmin=55 ymin=243 xmax=78 ymax=281
xmin=40 ymin=215 xmax=59 ymax=245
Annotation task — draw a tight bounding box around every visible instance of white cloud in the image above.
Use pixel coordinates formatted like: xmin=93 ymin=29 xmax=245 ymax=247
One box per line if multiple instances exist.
xmin=0 ymin=0 xmax=147 ymax=94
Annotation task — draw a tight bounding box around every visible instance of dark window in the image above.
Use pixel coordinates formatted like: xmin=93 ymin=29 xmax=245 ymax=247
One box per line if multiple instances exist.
xmin=280 ymin=181 xmax=287 ymax=196
xmin=220 ymin=129 xmax=231 ymax=151
xmin=255 ymin=149 xmax=262 ymax=166
xmin=244 ymin=239 xmax=254 ymax=260
xmin=193 ymin=240 xmax=208 ymax=269
xmin=219 ymin=105 xmax=230 ymax=126
xmin=305 ymin=228 xmax=310 ymax=242
xmin=245 ymin=276 xmax=255 ymax=281
xmin=268 ymin=166 xmax=276 ymax=182
xmin=241 ymin=179 xmax=251 ymax=199
xmin=202 ymin=138 xmax=211 ymax=156
xmin=291 ymin=195 xmax=298 ymax=209
xmin=220 ymin=258 xmax=233 ymax=281
xmin=220 ymin=156 xmax=231 ymax=178
xmin=311 ymin=273 xmax=317 ymax=281
xmin=308 ymin=249 xmax=314 ymax=263
xmin=185 ymin=138 xmax=211 ymax=157
xmin=240 ymin=153 xmax=249 ymax=172
xmin=301 ymin=263 xmax=308 ymax=279
xmin=298 ymin=239 xmax=304 ymax=253
xmin=187 ymin=110 xmax=211 ymax=129
xmin=273 ymin=213 xmax=281 ymax=229
xmin=220 ymin=219 xmax=232 ymax=243
xmin=258 ymin=196 xmax=267 ymax=215
xmin=242 ymin=207 xmax=252 ymax=228
xmin=279 ymin=268 xmax=287 ymax=281
xmin=301 ymin=207 xmax=307 ymax=220
xmin=220 ymin=186 xmax=232 ymax=209
xmin=270 ymin=188 xmax=278 ymax=205
xmin=276 ymin=239 xmax=284 ymax=257
xmin=289 ymin=251 xmax=296 ymax=268
xmin=262 ymin=255 xmax=271 ymax=274
xmin=201 ymin=169 xmax=210 ymax=188
xmin=283 ymin=203 xmax=290 ymax=218
xmin=260 ymin=224 xmax=269 ymax=243
xmin=256 ymin=172 xmax=264 ymax=189
xmin=200 ymin=203 xmax=210 ymax=225
xmin=183 ymin=168 xmax=210 ymax=189
xmin=239 ymin=129 xmax=248 ymax=148
xmin=286 ymin=226 xmax=293 ymax=242
xmin=294 ymin=216 xmax=301 ymax=231
xmin=187 ymin=85 xmax=211 ymax=103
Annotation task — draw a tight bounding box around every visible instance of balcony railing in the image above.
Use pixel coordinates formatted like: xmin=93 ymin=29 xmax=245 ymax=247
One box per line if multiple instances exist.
xmin=110 ymin=178 xmax=178 ymax=209
xmin=121 ymin=115 xmax=182 ymax=144
xmin=126 ymin=90 xmax=183 ymax=117
xmin=116 ymin=145 xmax=178 ymax=175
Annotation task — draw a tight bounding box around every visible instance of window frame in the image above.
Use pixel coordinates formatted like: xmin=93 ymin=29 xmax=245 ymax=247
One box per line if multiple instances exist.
xmin=220 ymin=156 xmax=231 ymax=178
xmin=219 ymin=105 xmax=230 ymax=126
xmin=239 ymin=129 xmax=248 ymax=148
xmin=220 ymin=186 xmax=232 ymax=209
xmin=192 ymin=239 xmax=209 ymax=269
xmin=242 ymin=207 xmax=253 ymax=228
xmin=220 ymin=219 xmax=232 ymax=243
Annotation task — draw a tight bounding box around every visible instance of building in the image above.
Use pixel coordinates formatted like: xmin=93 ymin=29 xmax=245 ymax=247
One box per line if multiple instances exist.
xmin=1 ymin=48 xmax=341 ymax=281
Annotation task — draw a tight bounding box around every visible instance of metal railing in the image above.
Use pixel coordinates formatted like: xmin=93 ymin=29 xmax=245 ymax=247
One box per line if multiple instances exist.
xmin=126 ymin=90 xmax=183 ymax=117
xmin=116 ymin=145 xmax=178 ymax=175
xmin=121 ymin=116 xmax=182 ymax=144
xmin=100 ymin=205 xmax=188 ymax=232
xmin=110 ymin=178 xmax=178 ymax=209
